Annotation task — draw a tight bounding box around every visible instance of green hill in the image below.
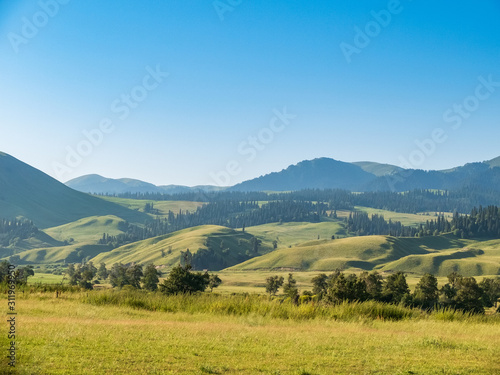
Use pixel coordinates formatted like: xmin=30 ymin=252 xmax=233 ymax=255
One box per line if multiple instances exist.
xmin=228 ymin=233 xmax=500 ymax=276
xmin=0 ymin=152 xmax=151 ymax=228
xmin=227 ymin=235 xmax=421 ymax=271
xmin=44 ymin=215 xmax=128 ymax=243
xmin=245 ymin=221 xmax=345 ymax=250
xmin=6 ymin=243 xmax=112 ymax=264
xmin=378 ymin=238 xmax=500 ymax=276
xmin=91 ymin=225 xmax=257 ymax=270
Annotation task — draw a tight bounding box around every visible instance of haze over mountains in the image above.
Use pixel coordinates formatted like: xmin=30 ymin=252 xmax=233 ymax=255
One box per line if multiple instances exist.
xmin=66 ymin=156 xmax=500 ymax=194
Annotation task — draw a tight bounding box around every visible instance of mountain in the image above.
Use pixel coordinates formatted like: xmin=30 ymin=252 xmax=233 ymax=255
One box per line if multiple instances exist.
xmin=66 ymin=174 xmax=160 ymax=194
xmin=231 ymin=156 xmax=500 ymax=193
xmin=230 ymin=158 xmax=376 ymax=192
xmin=66 ymin=174 xmax=226 ymax=195
xmin=0 ymin=152 xmax=150 ymax=228
xmin=368 ymin=161 xmax=500 ymax=192
xmin=352 ymin=161 xmax=403 ymax=177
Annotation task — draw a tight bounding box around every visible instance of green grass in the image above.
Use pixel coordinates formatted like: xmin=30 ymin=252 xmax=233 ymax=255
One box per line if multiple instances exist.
xmin=227 ymin=235 xmax=413 ymax=272
xmin=44 ymin=215 xmax=127 ymax=243
xmin=245 ymin=221 xmax=345 ymax=250
xmin=336 ymin=206 xmax=454 ymax=226
xmin=227 ymin=234 xmax=500 ymax=276
xmin=6 ymin=243 xmax=111 ymax=264
xmin=91 ymin=225 xmax=254 ymax=267
xmin=97 ymin=196 xmax=204 ymax=217
xmin=29 ymin=272 xmax=65 ymax=284
xmin=3 ymin=291 xmax=500 ymax=374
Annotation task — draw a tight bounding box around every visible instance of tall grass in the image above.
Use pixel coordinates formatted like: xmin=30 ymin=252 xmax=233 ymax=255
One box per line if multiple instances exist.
xmin=79 ymin=289 xmax=498 ymax=323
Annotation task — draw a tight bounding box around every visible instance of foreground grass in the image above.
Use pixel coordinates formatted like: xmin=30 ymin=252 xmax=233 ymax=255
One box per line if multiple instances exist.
xmin=3 ymin=290 xmax=500 ymax=374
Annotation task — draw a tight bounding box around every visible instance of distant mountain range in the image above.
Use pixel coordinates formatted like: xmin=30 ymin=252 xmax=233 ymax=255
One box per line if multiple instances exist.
xmin=65 ymin=156 xmax=500 ymax=194
xmin=232 ymin=157 xmax=500 ymax=192
xmin=66 ymin=174 xmax=227 ymax=195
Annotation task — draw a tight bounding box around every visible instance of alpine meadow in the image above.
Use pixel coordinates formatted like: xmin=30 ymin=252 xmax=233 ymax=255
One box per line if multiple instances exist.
xmin=2 ymin=1 xmax=500 ymax=374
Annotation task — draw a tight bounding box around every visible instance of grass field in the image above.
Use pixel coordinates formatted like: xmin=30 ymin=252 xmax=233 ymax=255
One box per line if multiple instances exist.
xmin=228 ymin=234 xmax=500 ymax=276
xmin=11 ymin=243 xmax=111 ymax=265
xmin=28 ymin=272 xmax=66 ymax=284
xmin=90 ymin=225 xmax=255 ymax=267
xmin=245 ymin=221 xmax=346 ymax=250
xmin=44 ymin=215 xmax=127 ymax=243
xmin=336 ymin=206 xmax=453 ymax=226
xmin=97 ymin=196 xmax=204 ymax=217
xmin=3 ymin=291 xmax=500 ymax=374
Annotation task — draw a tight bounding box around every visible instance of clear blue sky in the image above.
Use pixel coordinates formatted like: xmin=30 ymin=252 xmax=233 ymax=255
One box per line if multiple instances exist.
xmin=1 ymin=0 xmax=499 ymax=186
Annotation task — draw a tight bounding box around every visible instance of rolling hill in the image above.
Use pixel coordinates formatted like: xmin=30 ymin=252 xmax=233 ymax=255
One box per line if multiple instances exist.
xmin=227 ymin=234 xmax=500 ymax=276
xmin=44 ymin=215 xmax=128 ymax=243
xmin=91 ymin=225 xmax=258 ymax=269
xmin=0 ymin=152 xmax=151 ymax=228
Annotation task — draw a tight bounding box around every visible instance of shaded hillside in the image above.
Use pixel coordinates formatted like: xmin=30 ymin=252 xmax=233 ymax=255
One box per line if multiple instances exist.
xmin=0 ymin=153 xmax=150 ymax=228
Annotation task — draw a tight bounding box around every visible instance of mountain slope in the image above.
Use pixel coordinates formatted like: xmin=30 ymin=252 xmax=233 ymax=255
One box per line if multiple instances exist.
xmin=0 ymin=153 xmax=150 ymax=228
xmin=230 ymin=158 xmax=376 ymax=192
xmin=352 ymin=161 xmax=403 ymax=177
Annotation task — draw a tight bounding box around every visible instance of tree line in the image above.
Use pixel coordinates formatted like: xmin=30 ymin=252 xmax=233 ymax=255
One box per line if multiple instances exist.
xmin=267 ymin=271 xmax=500 ymax=314
xmin=0 ymin=218 xmax=39 ymax=247
xmin=66 ymin=261 xmax=222 ymax=293
xmin=100 ymin=186 xmax=500 ymax=214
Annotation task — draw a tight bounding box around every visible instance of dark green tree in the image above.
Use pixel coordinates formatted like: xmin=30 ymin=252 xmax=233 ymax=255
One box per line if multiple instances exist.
xmin=97 ymin=262 xmax=108 ymax=280
xmin=283 ymin=273 xmax=299 ymax=303
xmin=311 ymin=273 xmax=328 ymax=297
xmin=126 ymin=264 xmax=144 ymax=289
xmin=479 ymin=277 xmax=500 ymax=308
xmin=208 ymin=274 xmax=222 ymax=292
xmin=159 ymin=264 xmax=209 ymax=295
xmin=360 ymin=271 xmax=383 ymax=301
xmin=413 ymin=273 xmax=439 ymax=309
xmin=265 ymin=275 xmax=284 ymax=296
xmin=382 ymin=272 xmax=410 ymax=304
xmin=109 ymin=263 xmax=129 ymax=288
xmin=142 ymin=264 xmax=161 ymax=291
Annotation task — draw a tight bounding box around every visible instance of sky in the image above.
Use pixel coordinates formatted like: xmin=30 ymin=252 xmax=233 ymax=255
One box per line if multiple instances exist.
xmin=0 ymin=0 xmax=499 ymax=186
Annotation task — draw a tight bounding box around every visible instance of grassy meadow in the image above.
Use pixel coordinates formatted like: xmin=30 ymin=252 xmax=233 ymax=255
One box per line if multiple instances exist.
xmin=3 ymin=290 xmax=500 ymax=374
xmin=97 ymin=196 xmax=204 ymax=217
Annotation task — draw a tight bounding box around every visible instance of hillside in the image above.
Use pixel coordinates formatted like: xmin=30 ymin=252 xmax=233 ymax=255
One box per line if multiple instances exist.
xmin=245 ymin=221 xmax=346 ymax=249
xmin=44 ymin=215 xmax=128 ymax=243
xmin=0 ymin=153 xmax=151 ymax=228
xmin=91 ymin=225 xmax=258 ymax=270
xmin=227 ymin=234 xmax=500 ymax=276
xmin=7 ymin=243 xmax=112 ymax=264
